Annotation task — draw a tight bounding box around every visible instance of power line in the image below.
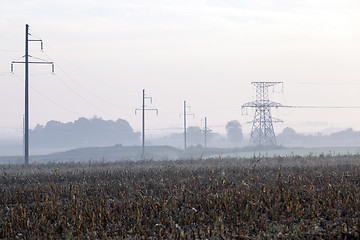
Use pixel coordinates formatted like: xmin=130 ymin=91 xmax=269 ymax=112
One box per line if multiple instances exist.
xmin=52 ymin=73 xmax=118 ymax=118
xmin=0 ymin=49 xmax=22 ymax=52
xmin=142 ymin=127 xmax=183 ymax=131
xmin=11 ymin=46 xmax=129 ymax=116
xmin=242 ymin=81 xmax=360 ymax=148
xmin=12 ymin=73 xmax=81 ymax=116
xmin=0 ymin=22 xmax=23 ymax=29
xmin=0 ymin=126 xmax=23 ymax=130
xmin=6 ymin=28 xmax=126 ymax=132
xmin=0 ymin=72 xmax=14 ymax=76
xmin=30 ymin=84 xmax=81 ymax=116
xmin=289 ymin=82 xmax=360 ymax=86
xmin=243 ymin=105 xmax=360 ymax=110
xmin=42 ymin=51 xmax=131 ymax=110
xmin=2 ymin=73 xmax=54 ymax=77
xmin=279 ymin=105 xmax=360 ymax=109
xmin=42 ymin=44 xmax=139 ymax=97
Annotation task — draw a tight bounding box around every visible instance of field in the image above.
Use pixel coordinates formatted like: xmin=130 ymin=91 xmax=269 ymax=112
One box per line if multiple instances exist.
xmin=1 ymin=155 xmax=360 ymax=239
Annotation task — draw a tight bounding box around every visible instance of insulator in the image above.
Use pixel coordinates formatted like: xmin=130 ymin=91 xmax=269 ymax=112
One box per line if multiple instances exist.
xmin=41 ymin=41 xmax=43 ymax=50
xmin=52 ymin=64 xmax=54 ymax=73
xmin=11 ymin=63 xmax=13 ymax=72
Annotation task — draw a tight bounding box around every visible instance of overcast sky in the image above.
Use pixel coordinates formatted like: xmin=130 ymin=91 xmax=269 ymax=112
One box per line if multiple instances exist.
xmin=1 ymin=0 xmax=360 ymax=138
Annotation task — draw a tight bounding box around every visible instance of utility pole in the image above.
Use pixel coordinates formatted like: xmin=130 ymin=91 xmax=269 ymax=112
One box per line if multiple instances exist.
xmin=25 ymin=25 xmax=28 ymax=164
xmin=11 ymin=24 xmax=54 ymax=164
xmin=184 ymin=101 xmax=187 ymax=150
xmin=202 ymin=117 xmax=212 ymax=148
xmin=23 ymin=115 xmax=25 ymax=157
xmin=135 ymin=89 xmax=158 ymax=158
xmin=180 ymin=101 xmax=195 ymax=150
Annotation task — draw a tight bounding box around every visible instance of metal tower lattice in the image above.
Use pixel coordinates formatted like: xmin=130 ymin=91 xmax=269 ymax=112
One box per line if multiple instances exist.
xmin=242 ymin=82 xmax=283 ymax=147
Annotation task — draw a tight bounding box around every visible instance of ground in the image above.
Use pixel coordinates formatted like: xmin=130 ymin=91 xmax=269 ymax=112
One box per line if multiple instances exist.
xmin=1 ymin=154 xmax=359 ymax=239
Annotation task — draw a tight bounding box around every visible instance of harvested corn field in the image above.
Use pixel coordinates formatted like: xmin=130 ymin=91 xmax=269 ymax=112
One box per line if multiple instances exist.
xmin=1 ymin=155 xmax=360 ymax=239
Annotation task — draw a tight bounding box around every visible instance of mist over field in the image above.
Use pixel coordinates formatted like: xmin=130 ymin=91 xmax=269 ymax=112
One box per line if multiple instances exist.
xmin=1 ymin=116 xmax=360 ymax=164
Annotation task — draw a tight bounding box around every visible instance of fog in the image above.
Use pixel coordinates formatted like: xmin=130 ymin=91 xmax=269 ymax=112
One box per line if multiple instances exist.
xmin=1 ymin=1 xmax=360 ymax=162
xmin=1 ymin=0 xmax=360 ymax=139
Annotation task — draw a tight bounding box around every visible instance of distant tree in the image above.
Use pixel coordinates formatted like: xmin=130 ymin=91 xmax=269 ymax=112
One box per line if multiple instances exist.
xmin=187 ymin=126 xmax=203 ymax=146
xmin=281 ymin=127 xmax=297 ymax=137
xmin=330 ymin=128 xmax=359 ymax=139
xmin=225 ymin=120 xmax=243 ymax=145
xmin=30 ymin=117 xmax=140 ymax=148
xmin=277 ymin=127 xmax=301 ymax=146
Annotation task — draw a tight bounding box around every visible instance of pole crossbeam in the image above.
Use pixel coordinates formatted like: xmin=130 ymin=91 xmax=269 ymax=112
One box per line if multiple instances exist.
xmin=10 ymin=24 xmax=54 ymax=164
xmin=12 ymin=61 xmax=54 ymax=64
xmin=242 ymin=101 xmax=283 ymax=108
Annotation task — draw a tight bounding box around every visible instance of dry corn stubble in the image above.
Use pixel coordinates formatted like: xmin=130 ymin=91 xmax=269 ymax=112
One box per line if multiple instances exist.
xmin=0 ymin=155 xmax=360 ymax=239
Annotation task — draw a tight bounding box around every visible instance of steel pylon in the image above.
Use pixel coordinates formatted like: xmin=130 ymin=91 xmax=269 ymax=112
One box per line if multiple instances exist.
xmin=242 ymin=82 xmax=283 ymax=147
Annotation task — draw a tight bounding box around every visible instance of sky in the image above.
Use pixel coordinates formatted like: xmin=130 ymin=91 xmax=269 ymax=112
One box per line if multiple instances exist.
xmin=0 ymin=0 xmax=360 ymax=138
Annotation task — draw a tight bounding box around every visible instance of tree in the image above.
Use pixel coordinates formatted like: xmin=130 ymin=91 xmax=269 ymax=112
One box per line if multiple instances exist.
xmin=281 ymin=127 xmax=297 ymax=137
xmin=30 ymin=117 xmax=140 ymax=148
xmin=187 ymin=126 xmax=203 ymax=146
xmin=225 ymin=120 xmax=243 ymax=145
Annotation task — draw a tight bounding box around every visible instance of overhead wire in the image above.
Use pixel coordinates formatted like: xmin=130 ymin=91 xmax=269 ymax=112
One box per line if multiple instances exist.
xmin=52 ymin=73 xmax=119 ymax=118
xmin=279 ymin=105 xmax=360 ymax=109
xmin=254 ymin=82 xmax=360 ymax=115
xmin=11 ymin=73 xmax=82 ymax=117
xmin=0 ymin=126 xmax=22 ymax=130
xmin=3 ymin=73 xmax=54 ymax=77
xmin=288 ymin=82 xmax=360 ymax=86
xmin=28 ymin=55 xmax=52 ymax=62
xmin=42 ymin=51 xmax=132 ymax=110
xmin=0 ymin=22 xmax=23 ymax=29
xmin=277 ymin=85 xmax=297 ymax=116
xmin=0 ymin=49 xmax=22 ymax=52
xmin=40 ymin=42 xmax=243 ymax=122
xmin=16 ymin=27 xmax=360 ymax=134
xmin=144 ymin=127 xmax=183 ymax=131
xmin=3 ymin=27 xmax=126 ymax=130
xmin=5 ymin=39 xmax=124 ymax=121
xmin=0 ymin=72 xmax=14 ymax=76
xmin=27 ymin=27 xmax=131 ymax=113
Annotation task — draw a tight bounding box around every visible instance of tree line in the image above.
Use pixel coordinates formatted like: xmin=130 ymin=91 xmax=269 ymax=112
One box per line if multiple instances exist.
xmin=30 ymin=117 xmax=244 ymax=149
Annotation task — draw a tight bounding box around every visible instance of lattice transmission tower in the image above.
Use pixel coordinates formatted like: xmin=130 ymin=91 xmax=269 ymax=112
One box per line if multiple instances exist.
xmin=242 ymin=82 xmax=283 ymax=147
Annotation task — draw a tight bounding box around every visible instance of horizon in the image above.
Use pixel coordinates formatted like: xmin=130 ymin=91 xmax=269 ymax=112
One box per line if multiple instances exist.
xmin=0 ymin=115 xmax=356 ymax=140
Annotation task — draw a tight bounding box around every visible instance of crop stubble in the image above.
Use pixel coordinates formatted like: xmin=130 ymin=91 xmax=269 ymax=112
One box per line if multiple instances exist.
xmin=0 ymin=155 xmax=360 ymax=239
